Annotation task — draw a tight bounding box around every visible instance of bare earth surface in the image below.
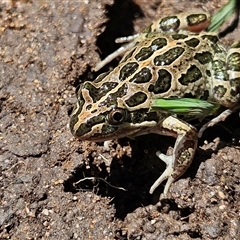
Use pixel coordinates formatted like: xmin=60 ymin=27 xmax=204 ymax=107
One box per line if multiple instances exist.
xmin=0 ymin=0 xmax=240 ymax=239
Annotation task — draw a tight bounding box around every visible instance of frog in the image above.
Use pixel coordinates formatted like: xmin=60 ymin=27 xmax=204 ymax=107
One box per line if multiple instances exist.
xmin=69 ymin=12 xmax=240 ymax=195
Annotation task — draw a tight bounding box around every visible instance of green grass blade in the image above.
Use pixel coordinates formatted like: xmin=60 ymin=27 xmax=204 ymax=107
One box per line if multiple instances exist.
xmin=208 ymin=0 xmax=237 ymax=32
xmin=151 ymin=98 xmax=220 ymax=117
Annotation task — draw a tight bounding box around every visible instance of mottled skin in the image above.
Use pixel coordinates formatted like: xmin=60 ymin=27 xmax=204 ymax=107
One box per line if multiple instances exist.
xmin=70 ymin=12 xmax=240 ymax=195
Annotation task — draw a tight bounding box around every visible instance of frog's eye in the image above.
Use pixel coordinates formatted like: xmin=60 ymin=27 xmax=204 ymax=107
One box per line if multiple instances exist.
xmin=107 ymin=108 xmax=127 ymax=125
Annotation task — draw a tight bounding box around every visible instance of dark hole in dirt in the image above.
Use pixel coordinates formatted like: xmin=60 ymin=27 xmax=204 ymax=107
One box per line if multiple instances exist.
xmin=172 ymin=229 xmax=202 ymax=238
xmin=103 ymin=135 xmax=182 ymax=219
xmin=67 ymin=106 xmax=74 ymax=117
xmin=158 ymin=199 xmax=178 ymax=212
xmin=157 ymin=198 xmax=194 ymax=221
xmin=225 ymin=185 xmax=237 ymax=202
xmin=63 ymin=162 xmax=109 ymax=194
xmin=95 ymin=0 xmax=144 ymax=72
xmin=63 ymin=153 xmax=154 ymax=219
xmin=180 ymin=206 xmax=194 ymax=220
xmin=6 ymin=222 xmax=15 ymax=234
xmin=188 ymin=230 xmax=202 ymax=238
xmin=64 ymin=135 xmax=176 ymax=219
xmin=38 ymin=193 xmax=48 ymax=202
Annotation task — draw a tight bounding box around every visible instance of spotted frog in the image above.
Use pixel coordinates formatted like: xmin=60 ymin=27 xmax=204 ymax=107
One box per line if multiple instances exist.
xmin=70 ymin=12 xmax=240 ymax=195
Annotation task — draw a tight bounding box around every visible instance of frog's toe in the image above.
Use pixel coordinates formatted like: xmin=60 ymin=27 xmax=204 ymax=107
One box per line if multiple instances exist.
xmin=149 ymin=151 xmax=175 ymax=195
xmin=156 ymin=150 xmax=173 ymax=165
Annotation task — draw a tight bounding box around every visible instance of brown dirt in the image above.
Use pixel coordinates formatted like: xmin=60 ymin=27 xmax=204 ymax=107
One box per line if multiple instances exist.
xmin=0 ymin=0 xmax=240 ymax=239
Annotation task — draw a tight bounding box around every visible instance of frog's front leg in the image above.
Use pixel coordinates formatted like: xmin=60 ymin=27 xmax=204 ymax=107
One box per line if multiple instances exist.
xmin=149 ymin=116 xmax=198 ymax=195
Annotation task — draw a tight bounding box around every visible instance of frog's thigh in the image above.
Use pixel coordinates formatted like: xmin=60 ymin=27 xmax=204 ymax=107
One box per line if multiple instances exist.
xmin=150 ymin=116 xmax=198 ymax=195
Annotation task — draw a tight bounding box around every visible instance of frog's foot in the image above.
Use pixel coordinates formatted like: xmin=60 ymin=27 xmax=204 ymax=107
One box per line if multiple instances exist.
xmin=149 ymin=152 xmax=175 ymax=195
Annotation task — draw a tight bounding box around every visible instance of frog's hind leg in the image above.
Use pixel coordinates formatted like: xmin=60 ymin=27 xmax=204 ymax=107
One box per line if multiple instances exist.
xmin=227 ymin=41 xmax=240 ymax=103
xmin=210 ymin=40 xmax=240 ymax=107
xmin=148 ymin=12 xmax=210 ymax=34
xmin=199 ymin=41 xmax=240 ymax=136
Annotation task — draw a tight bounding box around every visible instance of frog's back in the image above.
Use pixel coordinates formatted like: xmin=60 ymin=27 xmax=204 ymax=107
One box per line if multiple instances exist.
xmin=93 ymin=32 xmax=225 ymax=109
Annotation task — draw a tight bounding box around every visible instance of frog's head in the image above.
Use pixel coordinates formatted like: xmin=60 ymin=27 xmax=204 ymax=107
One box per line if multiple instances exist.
xmin=69 ymin=102 xmax=136 ymax=141
xmin=69 ymin=73 xmax=158 ymax=141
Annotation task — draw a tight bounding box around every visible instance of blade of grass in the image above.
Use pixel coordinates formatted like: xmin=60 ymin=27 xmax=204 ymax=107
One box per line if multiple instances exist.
xmin=207 ymin=0 xmax=237 ymax=32
xmin=151 ymin=98 xmax=220 ymax=116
